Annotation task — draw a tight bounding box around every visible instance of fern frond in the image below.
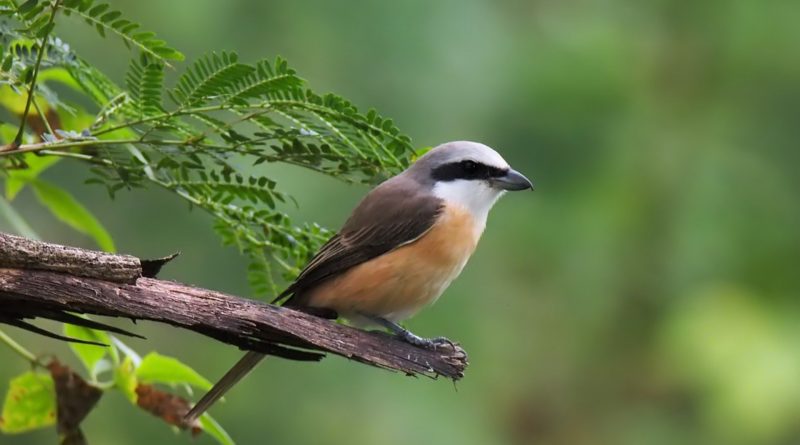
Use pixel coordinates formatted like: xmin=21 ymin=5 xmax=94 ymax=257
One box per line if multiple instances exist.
xmin=221 ymin=57 xmax=303 ymax=105
xmin=262 ymin=91 xmax=414 ymax=179
xmin=209 ymin=203 xmax=331 ymax=277
xmin=246 ymin=247 xmax=276 ymax=298
xmin=61 ymin=0 xmax=183 ymax=65
xmin=169 ymin=51 xmax=255 ymax=108
xmin=169 ymin=169 xmax=284 ymax=208
xmin=125 ymin=56 xmax=164 ymax=117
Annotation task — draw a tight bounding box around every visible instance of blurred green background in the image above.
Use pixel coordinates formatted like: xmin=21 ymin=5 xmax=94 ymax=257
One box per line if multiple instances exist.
xmin=2 ymin=0 xmax=800 ymax=444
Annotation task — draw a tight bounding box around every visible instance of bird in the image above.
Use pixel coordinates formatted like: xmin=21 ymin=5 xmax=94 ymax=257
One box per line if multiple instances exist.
xmin=184 ymin=140 xmax=533 ymax=423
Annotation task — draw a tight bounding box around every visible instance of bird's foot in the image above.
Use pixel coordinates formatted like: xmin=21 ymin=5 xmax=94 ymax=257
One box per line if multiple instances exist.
xmin=361 ymin=314 xmax=456 ymax=351
xmin=396 ymin=330 xmax=455 ymax=351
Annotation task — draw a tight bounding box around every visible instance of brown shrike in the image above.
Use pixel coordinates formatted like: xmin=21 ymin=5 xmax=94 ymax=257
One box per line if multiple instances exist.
xmin=185 ymin=141 xmax=533 ymax=422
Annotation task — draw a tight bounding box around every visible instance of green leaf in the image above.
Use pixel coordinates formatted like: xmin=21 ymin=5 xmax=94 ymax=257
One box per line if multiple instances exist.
xmin=61 ymin=1 xmax=184 ymax=65
xmin=135 ymin=352 xmax=213 ymax=391
xmin=63 ymin=324 xmax=112 ymax=379
xmin=0 ymin=372 xmax=56 ymax=434
xmin=34 ymin=21 xmax=53 ymax=39
xmin=16 ymin=0 xmax=38 ymax=14
xmin=5 ymin=153 xmax=61 ymax=201
xmin=1 ymin=54 xmax=12 ymax=72
xmin=0 ymin=85 xmax=31 ymax=115
xmin=0 ymin=197 xmax=40 ymax=240
xmin=114 ymin=356 xmax=138 ymax=403
xmin=247 ymin=247 xmax=275 ymax=298
xmin=37 ymin=67 xmax=85 ymax=92
xmin=199 ymin=413 xmax=236 ymax=445
xmin=30 ymin=179 xmax=116 ymax=252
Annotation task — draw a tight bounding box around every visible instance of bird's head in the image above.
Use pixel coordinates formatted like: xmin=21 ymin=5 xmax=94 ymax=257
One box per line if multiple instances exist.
xmin=407 ymin=141 xmax=532 ymax=221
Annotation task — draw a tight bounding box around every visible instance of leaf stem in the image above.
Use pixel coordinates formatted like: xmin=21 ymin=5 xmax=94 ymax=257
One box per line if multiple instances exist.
xmin=91 ymin=102 xmax=272 ymax=137
xmin=0 ymin=328 xmax=39 ymax=365
xmin=32 ymin=97 xmax=56 ymax=138
xmin=38 ymin=149 xmax=114 ymax=165
xmin=0 ymin=138 xmax=181 ymax=157
xmin=11 ymin=0 xmax=61 ymax=148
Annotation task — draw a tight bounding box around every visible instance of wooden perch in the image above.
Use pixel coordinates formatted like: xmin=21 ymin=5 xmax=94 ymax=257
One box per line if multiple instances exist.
xmin=0 ymin=232 xmax=468 ymax=380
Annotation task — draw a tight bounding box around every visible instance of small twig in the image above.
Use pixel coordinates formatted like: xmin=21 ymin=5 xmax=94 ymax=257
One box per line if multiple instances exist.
xmin=0 ymin=138 xmax=164 ymax=157
xmin=90 ymin=102 xmax=272 ymax=137
xmin=38 ymin=149 xmax=113 ymax=165
xmin=197 ymin=106 xmax=273 ymax=142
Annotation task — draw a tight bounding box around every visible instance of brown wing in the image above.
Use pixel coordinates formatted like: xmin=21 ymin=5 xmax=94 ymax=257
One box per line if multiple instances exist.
xmin=275 ymin=176 xmax=443 ymax=308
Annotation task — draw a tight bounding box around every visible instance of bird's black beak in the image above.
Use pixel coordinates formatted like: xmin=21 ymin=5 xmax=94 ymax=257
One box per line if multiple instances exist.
xmin=491 ymin=168 xmax=533 ymax=191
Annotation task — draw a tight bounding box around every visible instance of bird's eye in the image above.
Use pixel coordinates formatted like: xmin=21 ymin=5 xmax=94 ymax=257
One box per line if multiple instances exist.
xmin=461 ymin=160 xmax=478 ymax=172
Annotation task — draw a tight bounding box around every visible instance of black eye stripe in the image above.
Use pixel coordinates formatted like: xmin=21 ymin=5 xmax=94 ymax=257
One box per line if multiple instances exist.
xmin=431 ymin=160 xmax=507 ymax=182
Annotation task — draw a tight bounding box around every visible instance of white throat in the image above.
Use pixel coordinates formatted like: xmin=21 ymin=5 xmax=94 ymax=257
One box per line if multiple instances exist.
xmin=432 ymin=180 xmax=505 ymax=234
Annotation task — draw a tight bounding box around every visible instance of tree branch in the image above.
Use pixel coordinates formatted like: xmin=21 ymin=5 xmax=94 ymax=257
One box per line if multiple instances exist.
xmin=0 ymin=232 xmax=468 ymax=380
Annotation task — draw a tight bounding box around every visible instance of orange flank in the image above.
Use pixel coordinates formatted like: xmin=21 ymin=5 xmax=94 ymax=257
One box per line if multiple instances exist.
xmin=306 ymin=204 xmax=481 ymax=322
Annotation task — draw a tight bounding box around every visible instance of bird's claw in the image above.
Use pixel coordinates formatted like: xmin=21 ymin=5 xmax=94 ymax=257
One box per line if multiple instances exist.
xmin=396 ymin=331 xmax=455 ymax=351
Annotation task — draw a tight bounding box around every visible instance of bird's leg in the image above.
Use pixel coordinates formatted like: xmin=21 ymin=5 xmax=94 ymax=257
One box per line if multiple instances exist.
xmin=366 ymin=315 xmax=455 ymax=350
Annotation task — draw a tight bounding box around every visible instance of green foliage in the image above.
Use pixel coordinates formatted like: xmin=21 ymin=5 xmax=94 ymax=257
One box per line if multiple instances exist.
xmin=136 ymin=352 xmax=213 ymax=391
xmin=0 ymin=372 xmax=55 ymax=434
xmin=113 ymin=356 xmax=137 ymax=403
xmin=170 ymin=51 xmax=258 ymax=108
xmin=3 ymin=153 xmax=60 ymax=200
xmin=198 ymin=414 xmax=235 ymax=445
xmin=1 ymin=323 xmax=232 ymax=442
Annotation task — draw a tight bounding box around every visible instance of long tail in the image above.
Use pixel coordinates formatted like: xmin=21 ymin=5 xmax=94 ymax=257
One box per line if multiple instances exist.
xmin=184 ymin=351 xmax=266 ymax=423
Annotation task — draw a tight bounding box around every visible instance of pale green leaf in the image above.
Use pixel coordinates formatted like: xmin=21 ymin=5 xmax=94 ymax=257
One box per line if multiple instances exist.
xmin=37 ymin=67 xmax=84 ymax=92
xmin=63 ymin=324 xmax=112 ymax=378
xmin=199 ymin=413 xmax=236 ymax=445
xmin=0 ymin=123 xmax=17 ymax=145
xmin=5 ymin=154 xmax=61 ymax=201
xmin=135 ymin=352 xmax=213 ymax=391
xmin=31 ymin=179 xmax=116 ymax=252
xmin=0 ymin=86 xmax=28 ymax=115
xmin=114 ymin=356 xmax=138 ymax=403
xmin=110 ymin=337 xmax=137 ymax=366
xmin=0 ymin=372 xmax=56 ymax=434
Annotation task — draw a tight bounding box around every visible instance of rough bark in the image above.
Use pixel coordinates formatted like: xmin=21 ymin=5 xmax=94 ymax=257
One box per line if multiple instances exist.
xmin=0 ymin=232 xmax=141 ymax=283
xmin=0 ymin=234 xmax=468 ymax=380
